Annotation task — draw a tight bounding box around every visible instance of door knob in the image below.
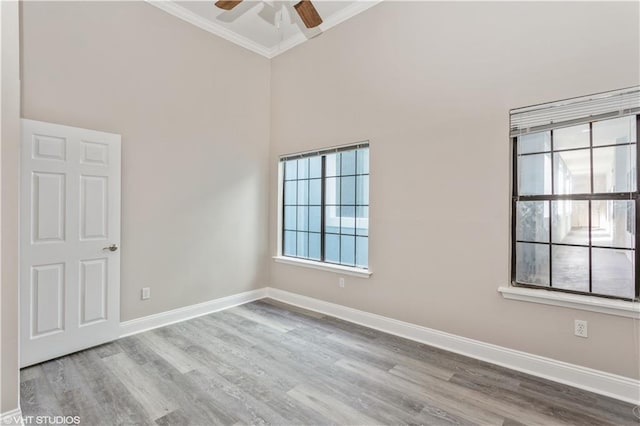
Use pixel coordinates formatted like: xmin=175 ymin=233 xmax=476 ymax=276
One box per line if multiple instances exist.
xmin=103 ymin=244 xmax=119 ymax=252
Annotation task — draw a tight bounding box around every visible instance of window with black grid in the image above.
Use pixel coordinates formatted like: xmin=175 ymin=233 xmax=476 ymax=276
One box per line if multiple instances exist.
xmin=281 ymin=144 xmax=369 ymax=268
xmin=512 ymin=115 xmax=639 ymax=300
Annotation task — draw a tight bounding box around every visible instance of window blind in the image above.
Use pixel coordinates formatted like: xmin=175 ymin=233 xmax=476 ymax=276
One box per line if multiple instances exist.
xmin=280 ymin=141 xmax=369 ymax=162
xmin=510 ymin=86 xmax=640 ymax=137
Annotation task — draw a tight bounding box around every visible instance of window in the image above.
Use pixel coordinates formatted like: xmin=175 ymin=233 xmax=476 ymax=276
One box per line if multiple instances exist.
xmin=511 ymin=88 xmax=639 ymax=301
xmin=280 ymin=143 xmax=369 ymax=269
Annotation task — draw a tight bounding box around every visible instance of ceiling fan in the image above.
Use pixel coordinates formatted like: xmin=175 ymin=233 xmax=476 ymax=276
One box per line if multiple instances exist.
xmin=214 ymin=0 xmax=323 ymax=29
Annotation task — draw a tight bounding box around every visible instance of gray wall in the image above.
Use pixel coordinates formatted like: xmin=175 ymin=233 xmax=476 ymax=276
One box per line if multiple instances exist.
xmin=269 ymin=1 xmax=640 ymax=379
xmin=21 ymin=1 xmax=271 ymax=322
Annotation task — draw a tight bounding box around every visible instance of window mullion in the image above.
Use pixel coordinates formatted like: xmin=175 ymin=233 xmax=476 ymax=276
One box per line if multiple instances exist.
xmin=636 ymin=114 xmax=640 ymax=298
xmin=511 ymin=137 xmax=518 ymax=286
xmin=588 ymin=122 xmax=594 ymax=293
xmin=354 ymin=151 xmax=358 ymax=265
xmin=549 ymin=129 xmax=554 ymax=288
xmin=320 ymin=155 xmax=326 ymax=262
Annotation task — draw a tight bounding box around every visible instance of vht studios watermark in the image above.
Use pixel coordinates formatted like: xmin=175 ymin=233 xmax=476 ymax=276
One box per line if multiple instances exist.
xmin=8 ymin=415 xmax=81 ymax=425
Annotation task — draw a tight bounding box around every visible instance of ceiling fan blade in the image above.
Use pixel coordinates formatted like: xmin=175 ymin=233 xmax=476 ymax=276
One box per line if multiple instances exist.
xmin=293 ymin=0 xmax=323 ymax=29
xmin=215 ymin=0 xmax=243 ymax=11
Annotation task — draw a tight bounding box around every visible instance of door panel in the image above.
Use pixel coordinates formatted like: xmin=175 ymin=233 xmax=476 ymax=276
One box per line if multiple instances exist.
xmin=79 ymin=258 xmax=108 ymax=325
xmin=32 ymin=134 xmax=66 ymax=161
xmin=32 ymin=172 xmax=66 ymax=242
xmin=80 ymin=175 xmax=108 ymax=240
xmin=31 ymin=263 xmax=65 ymax=337
xmin=20 ymin=119 xmax=121 ymax=367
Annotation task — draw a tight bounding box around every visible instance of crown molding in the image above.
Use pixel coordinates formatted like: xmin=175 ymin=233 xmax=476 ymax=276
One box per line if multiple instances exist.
xmin=268 ymin=0 xmax=383 ymax=57
xmin=146 ymin=1 xmax=273 ymax=57
xmin=145 ymin=1 xmax=383 ymax=59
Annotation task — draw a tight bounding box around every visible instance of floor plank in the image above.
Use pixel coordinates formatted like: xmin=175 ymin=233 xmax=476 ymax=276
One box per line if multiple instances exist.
xmin=102 ymin=352 xmax=178 ymax=421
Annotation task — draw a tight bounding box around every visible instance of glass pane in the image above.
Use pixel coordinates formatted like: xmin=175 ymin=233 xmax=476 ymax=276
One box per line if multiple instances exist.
xmin=356 ymin=148 xmax=369 ymax=174
xmin=593 ymin=116 xmax=636 ymax=146
xmin=283 ymin=231 xmax=296 ymax=256
xmin=516 ymin=201 xmax=549 ymax=243
xmin=551 ymin=200 xmax=588 ymax=245
xmin=341 ymin=206 xmax=355 ymax=235
xmin=592 ymin=248 xmax=635 ymax=299
xmin=341 ymin=235 xmax=355 ymax=266
xmin=553 ymin=124 xmax=590 ymax=150
xmin=297 ymin=179 xmax=309 ymax=205
xmin=551 ymin=245 xmax=589 ymax=293
xmin=297 ymin=206 xmax=308 ymax=231
xmin=341 ymin=176 xmax=356 ymax=205
xmin=284 ymin=160 xmax=297 ymax=180
xmin=309 ymin=206 xmax=321 ymax=233
xmin=298 ymin=158 xmax=309 ymax=179
xmin=324 ymin=206 xmax=340 ymax=234
xmin=309 ymin=179 xmax=321 ymax=205
xmin=284 ymin=206 xmax=296 ymax=230
xmin=325 ymin=206 xmax=340 ymax=234
xmin=518 ymin=153 xmax=551 ymax=195
xmin=518 ymin=132 xmax=550 ymax=154
xmin=325 ymin=234 xmax=340 ymax=263
xmin=356 ymin=206 xmax=368 ymax=236
xmin=356 ymin=176 xmax=369 ymax=205
xmin=309 ymin=156 xmax=322 ymax=178
xmin=591 ymin=200 xmax=635 ymax=249
xmin=325 ymin=177 xmax=340 ymax=205
xmin=326 ymin=153 xmax=340 ymax=177
xmin=516 ymin=242 xmax=549 ymax=285
xmin=592 ymin=145 xmax=636 ymax=193
xmin=342 ymin=150 xmax=356 ymax=176
xmin=309 ymin=233 xmax=321 ymax=260
xmin=356 ymin=236 xmax=368 ymax=268
xmin=554 ymin=149 xmax=590 ymax=194
xmin=297 ymin=232 xmax=308 ymax=257
xmin=284 ymin=181 xmax=297 ymax=205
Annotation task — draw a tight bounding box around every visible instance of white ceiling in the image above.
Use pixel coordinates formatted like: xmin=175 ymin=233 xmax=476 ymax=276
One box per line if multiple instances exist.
xmin=147 ymin=0 xmax=382 ymax=58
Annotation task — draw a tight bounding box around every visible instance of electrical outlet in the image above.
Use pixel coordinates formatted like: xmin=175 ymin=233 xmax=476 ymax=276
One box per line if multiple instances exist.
xmin=141 ymin=287 xmax=151 ymax=300
xmin=339 ymin=277 xmax=345 ymax=288
xmin=574 ymin=320 xmax=588 ymax=338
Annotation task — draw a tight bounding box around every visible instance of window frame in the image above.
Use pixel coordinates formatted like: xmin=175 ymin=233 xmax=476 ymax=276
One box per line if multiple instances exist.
xmin=511 ymin=115 xmax=640 ymax=302
xmin=277 ymin=142 xmax=370 ymax=272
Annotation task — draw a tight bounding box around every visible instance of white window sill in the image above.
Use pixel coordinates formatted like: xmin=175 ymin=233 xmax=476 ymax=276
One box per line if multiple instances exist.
xmin=498 ymin=286 xmax=639 ymax=319
xmin=273 ymin=256 xmax=372 ymax=278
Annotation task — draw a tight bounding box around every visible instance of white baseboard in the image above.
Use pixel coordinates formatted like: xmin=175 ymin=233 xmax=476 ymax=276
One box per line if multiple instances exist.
xmin=115 ymin=285 xmax=638 ymax=404
xmin=265 ymin=287 xmax=640 ymax=405
xmin=119 ymin=288 xmax=267 ymax=338
xmin=1 ymin=408 xmax=23 ymax=425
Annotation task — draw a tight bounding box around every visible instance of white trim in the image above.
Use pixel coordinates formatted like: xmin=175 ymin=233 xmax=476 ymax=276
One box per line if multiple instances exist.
xmin=498 ymin=286 xmax=640 ymax=319
xmin=1 ymin=408 xmax=23 ymax=425
xmin=145 ymin=1 xmax=383 ymax=59
xmin=276 ymin=162 xmax=284 ymax=257
xmin=273 ymin=256 xmax=372 ymax=278
xmin=119 ymin=288 xmax=267 ymax=338
xmin=145 ymin=1 xmax=272 ymax=57
xmin=265 ymin=287 xmax=640 ymax=405
xmin=272 ymin=1 xmax=383 ymax=57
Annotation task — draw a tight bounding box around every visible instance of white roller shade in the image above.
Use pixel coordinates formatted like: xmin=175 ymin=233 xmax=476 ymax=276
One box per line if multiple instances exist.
xmin=510 ymin=86 xmax=640 ymax=137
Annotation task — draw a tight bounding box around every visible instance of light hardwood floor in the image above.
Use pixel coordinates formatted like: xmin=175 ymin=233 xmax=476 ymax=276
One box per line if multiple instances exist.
xmin=20 ymin=299 xmax=638 ymax=425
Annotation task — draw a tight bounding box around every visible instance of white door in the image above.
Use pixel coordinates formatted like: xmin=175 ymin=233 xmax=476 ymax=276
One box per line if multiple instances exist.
xmin=20 ymin=119 xmax=121 ymax=367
